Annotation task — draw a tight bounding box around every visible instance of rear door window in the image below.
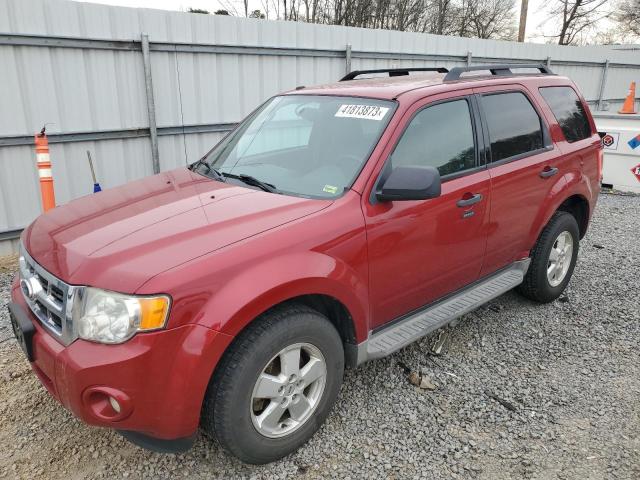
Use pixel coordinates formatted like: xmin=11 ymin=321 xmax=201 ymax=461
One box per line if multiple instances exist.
xmin=390 ymin=99 xmax=477 ymax=177
xmin=539 ymin=86 xmax=592 ymax=142
xmin=481 ymin=92 xmax=544 ymax=163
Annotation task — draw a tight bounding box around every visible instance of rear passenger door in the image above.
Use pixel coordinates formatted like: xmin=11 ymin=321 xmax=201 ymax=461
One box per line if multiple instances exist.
xmin=474 ymin=86 xmax=558 ymax=277
xmin=538 ymin=85 xmax=601 ymax=196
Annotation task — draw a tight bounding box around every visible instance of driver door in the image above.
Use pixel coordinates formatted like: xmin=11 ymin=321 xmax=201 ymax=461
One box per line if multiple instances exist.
xmin=363 ymin=92 xmax=491 ymax=329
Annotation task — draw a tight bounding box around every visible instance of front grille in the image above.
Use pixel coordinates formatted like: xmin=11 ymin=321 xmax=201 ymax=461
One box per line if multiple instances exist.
xmin=50 ymin=284 xmax=65 ymax=303
xmin=19 ymin=247 xmax=77 ymax=345
xmin=35 ymin=299 xmax=63 ymax=328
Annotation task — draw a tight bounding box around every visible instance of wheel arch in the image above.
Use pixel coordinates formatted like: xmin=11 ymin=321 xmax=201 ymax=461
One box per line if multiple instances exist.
xmin=535 ymin=192 xmax=590 ymax=243
xmin=556 ymin=194 xmax=590 ymax=239
xmin=528 ymin=171 xmax=594 ymax=249
xmin=195 ymin=250 xmax=368 ymax=362
xmin=221 ymin=293 xmax=359 ymax=367
xmin=290 ymin=293 xmax=357 ymax=345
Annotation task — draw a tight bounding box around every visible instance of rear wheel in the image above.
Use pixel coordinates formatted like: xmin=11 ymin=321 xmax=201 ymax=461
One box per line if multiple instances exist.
xmin=202 ymin=304 xmax=344 ymax=464
xmin=518 ymin=211 xmax=579 ymax=303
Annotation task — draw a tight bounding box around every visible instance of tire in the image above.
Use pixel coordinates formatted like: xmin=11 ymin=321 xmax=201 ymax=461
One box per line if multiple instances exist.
xmin=517 ymin=211 xmax=580 ymax=303
xmin=202 ymin=303 xmax=344 ymax=464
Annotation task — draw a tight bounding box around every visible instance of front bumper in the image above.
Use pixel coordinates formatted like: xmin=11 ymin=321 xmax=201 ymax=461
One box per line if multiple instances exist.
xmin=9 ymin=277 xmax=233 ymax=444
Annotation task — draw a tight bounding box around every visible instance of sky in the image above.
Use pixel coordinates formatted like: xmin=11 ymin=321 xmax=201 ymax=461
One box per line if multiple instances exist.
xmin=71 ymin=0 xmax=610 ymax=44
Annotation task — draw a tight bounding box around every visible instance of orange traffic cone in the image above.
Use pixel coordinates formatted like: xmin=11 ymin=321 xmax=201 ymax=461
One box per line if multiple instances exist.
xmin=619 ymin=82 xmax=637 ymax=114
xmin=34 ymin=127 xmax=56 ymax=212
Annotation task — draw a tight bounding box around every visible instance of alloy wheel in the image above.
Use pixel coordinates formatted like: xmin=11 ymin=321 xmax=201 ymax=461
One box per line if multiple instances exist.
xmin=250 ymin=342 xmax=327 ymax=438
xmin=547 ymin=230 xmax=573 ymax=287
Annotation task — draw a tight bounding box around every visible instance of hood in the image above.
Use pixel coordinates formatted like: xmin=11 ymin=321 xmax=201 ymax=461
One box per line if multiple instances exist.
xmin=24 ymin=168 xmax=331 ymax=292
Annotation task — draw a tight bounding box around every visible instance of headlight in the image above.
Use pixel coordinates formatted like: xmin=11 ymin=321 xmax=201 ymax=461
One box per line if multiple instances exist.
xmin=74 ymin=288 xmax=170 ymax=344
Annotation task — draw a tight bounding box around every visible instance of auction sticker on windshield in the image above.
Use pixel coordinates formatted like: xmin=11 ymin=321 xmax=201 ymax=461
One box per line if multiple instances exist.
xmin=335 ymin=104 xmax=389 ymax=120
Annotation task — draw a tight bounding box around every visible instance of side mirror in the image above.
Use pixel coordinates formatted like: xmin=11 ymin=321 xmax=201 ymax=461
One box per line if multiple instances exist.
xmin=376 ymin=166 xmax=441 ymax=202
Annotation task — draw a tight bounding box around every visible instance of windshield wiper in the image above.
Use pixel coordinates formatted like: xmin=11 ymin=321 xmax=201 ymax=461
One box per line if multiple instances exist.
xmin=190 ymin=160 xmax=275 ymax=192
xmin=223 ymin=172 xmax=278 ymax=193
xmin=189 ymin=159 xmax=226 ymax=182
xmin=189 ymin=158 xmax=208 ymax=172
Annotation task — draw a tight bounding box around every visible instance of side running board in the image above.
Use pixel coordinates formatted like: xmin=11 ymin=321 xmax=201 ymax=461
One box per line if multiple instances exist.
xmin=356 ymin=259 xmax=530 ymax=365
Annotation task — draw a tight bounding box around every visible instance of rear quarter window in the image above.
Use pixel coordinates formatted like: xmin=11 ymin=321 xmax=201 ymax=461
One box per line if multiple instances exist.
xmin=539 ymin=86 xmax=592 ymax=143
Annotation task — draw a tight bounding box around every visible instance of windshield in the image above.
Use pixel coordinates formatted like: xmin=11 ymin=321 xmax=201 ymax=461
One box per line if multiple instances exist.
xmin=197 ymin=95 xmax=395 ymax=198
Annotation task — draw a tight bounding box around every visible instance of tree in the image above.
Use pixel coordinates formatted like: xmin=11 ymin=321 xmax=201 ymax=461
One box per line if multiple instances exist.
xmin=545 ymin=0 xmax=610 ymax=45
xmin=239 ymin=0 xmax=518 ymax=40
xmin=469 ymin=0 xmax=517 ymax=40
xmin=615 ymin=0 xmax=640 ymax=37
xmin=250 ymin=9 xmax=267 ymax=18
xmin=187 ymin=7 xmax=210 ymax=14
xmin=214 ymin=9 xmax=231 ymax=15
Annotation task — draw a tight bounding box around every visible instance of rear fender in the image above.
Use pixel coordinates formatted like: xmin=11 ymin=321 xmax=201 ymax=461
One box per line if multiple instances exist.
xmin=527 ymin=170 xmax=593 ymax=249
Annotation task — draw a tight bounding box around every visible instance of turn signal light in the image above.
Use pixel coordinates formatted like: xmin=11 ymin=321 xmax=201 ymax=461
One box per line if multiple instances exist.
xmin=139 ymin=297 xmax=170 ymax=330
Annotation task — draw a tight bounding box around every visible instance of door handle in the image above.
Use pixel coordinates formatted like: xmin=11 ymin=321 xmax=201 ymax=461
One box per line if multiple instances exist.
xmin=456 ymin=193 xmax=483 ymax=208
xmin=539 ymin=166 xmax=559 ymax=178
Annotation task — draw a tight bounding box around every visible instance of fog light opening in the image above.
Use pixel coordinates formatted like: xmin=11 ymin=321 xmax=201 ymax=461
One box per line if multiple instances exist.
xmin=109 ymin=396 xmax=121 ymax=414
xmin=82 ymin=386 xmax=133 ymax=421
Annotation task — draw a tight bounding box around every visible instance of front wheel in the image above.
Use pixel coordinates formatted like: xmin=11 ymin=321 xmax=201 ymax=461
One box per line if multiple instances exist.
xmin=202 ymin=304 xmax=344 ymax=464
xmin=518 ymin=211 xmax=580 ymax=303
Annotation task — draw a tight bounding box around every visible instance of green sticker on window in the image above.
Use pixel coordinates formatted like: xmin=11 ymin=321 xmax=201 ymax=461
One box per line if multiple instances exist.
xmin=323 ymin=185 xmax=338 ymax=194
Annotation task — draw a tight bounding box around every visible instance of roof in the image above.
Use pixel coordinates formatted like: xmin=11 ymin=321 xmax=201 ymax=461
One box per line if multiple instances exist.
xmin=288 ymin=73 xmax=448 ymax=100
xmin=287 ymin=67 xmax=569 ymax=101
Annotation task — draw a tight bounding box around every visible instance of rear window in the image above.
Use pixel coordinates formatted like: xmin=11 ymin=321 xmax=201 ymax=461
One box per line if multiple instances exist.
xmin=481 ymin=92 xmax=544 ymax=163
xmin=539 ymin=86 xmax=592 ymax=143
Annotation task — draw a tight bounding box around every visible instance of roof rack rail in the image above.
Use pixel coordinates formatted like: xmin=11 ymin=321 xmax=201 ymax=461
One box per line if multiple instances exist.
xmin=340 ymin=67 xmax=449 ymax=81
xmin=444 ymin=63 xmax=554 ymax=82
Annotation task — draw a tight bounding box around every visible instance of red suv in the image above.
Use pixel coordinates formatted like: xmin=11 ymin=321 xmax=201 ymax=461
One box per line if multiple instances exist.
xmin=9 ymin=64 xmax=601 ymax=463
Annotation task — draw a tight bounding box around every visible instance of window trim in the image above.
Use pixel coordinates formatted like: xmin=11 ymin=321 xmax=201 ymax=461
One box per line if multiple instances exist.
xmin=538 ymin=85 xmax=593 ymax=144
xmin=372 ymin=95 xmax=484 ymax=201
xmin=476 ymin=89 xmax=553 ymax=168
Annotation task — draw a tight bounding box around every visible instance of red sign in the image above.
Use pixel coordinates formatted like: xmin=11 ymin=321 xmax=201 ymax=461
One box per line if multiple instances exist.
xmin=632 ymin=163 xmax=640 ymax=183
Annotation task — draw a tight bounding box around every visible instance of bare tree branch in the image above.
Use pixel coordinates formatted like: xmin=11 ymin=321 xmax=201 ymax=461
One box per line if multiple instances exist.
xmin=545 ymin=0 xmax=610 ymax=45
xmin=614 ymin=0 xmax=640 ymax=37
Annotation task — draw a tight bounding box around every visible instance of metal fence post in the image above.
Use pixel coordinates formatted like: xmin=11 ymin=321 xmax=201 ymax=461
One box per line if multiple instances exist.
xmin=345 ymin=44 xmax=352 ymax=75
xmin=467 ymin=51 xmax=472 ymax=66
xmin=597 ymin=60 xmax=610 ymax=111
xmin=546 ymin=56 xmax=551 ymax=69
xmin=141 ymin=33 xmax=160 ymax=174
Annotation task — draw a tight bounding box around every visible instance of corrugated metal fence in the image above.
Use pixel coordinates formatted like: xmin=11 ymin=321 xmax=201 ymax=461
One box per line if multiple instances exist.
xmin=1 ymin=0 xmax=639 ymax=254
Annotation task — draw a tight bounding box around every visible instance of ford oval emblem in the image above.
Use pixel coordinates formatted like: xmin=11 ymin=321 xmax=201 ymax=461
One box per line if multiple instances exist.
xmin=20 ymin=277 xmax=41 ymax=300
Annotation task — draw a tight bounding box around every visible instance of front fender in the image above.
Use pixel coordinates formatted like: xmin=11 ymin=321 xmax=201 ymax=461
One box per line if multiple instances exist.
xmin=527 ymin=169 xmax=593 ymax=249
xmin=198 ymin=251 xmax=370 ymax=342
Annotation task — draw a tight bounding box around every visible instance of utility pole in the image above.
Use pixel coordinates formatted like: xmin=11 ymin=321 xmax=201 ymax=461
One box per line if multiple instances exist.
xmin=518 ymin=0 xmax=529 ymax=42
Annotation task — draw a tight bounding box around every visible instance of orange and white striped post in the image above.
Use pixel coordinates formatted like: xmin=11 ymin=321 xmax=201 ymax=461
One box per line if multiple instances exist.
xmin=34 ymin=130 xmax=56 ymax=212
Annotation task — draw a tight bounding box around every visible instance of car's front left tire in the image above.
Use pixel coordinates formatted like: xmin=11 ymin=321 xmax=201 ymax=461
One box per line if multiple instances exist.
xmin=201 ymin=303 xmax=344 ymax=464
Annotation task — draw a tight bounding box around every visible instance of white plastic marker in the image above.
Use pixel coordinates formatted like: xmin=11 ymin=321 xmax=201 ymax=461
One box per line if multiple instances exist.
xmin=335 ymin=104 xmax=389 ymax=121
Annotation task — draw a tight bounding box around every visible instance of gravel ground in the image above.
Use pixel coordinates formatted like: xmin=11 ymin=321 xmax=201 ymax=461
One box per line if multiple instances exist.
xmin=1 ymin=193 xmax=639 ymax=480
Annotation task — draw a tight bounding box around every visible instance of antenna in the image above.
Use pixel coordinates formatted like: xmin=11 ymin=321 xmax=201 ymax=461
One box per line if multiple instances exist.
xmin=174 ymin=50 xmax=188 ymax=166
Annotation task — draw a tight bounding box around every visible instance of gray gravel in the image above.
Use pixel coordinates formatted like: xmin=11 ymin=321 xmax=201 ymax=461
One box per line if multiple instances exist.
xmin=1 ymin=192 xmax=639 ymax=479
